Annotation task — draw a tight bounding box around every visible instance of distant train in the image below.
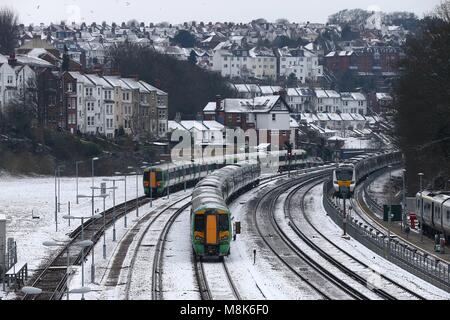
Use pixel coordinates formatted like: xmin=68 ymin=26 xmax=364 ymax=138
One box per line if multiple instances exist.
xmin=143 ymin=150 xmax=322 ymax=198
xmin=333 ymin=151 xmax=402 ymax=198
xmin=416 ymin=191 xmax=450 ymax=240
xmin=191 ymin=163 xmax=261 ymax=259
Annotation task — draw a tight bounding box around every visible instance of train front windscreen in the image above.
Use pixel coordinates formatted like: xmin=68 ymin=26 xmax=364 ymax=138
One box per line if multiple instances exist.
xmin=336 ymin=169 xmax=353 ymax=181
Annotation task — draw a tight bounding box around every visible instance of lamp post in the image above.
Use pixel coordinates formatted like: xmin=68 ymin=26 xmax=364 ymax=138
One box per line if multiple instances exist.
xmin=387 ymin=165 xmax=392 ymax=258
xmin=115 ymin=172 xmax=128 ymax=228
xmin=63 ymin=214 xmax=101 ymax=295
xmin=43 ymin=239 xmax=93 ymax=300
xmin=418 ymin=172 xmax=424 ymax=242
xmin=75 ymin=161 xmax=84 ymax=204
xmin=54 ymin=164 xmax=65 ymax=231
xmin=402 ymin=169 xmax=407 ymax=232
xmin=57 ymin=165 xmax=64 ymax=213
xmin=91 ymin=157 xmax=99 ymax=220
xmin=103 ymin=178 xmax=124 ymax=242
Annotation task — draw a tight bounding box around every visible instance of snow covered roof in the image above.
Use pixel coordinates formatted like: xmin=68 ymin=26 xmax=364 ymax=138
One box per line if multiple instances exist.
xmin=341 ymin=92 xmax=366 ymax=101
xmin=259 ymin=86 xmax=274 ymax=95
xmin=350 ymin=113 xmax=366 ymax=121
xmin=234 ymin=84 xmax=250 ymax=93
xmin=340 ymin=113 xmax=354 ymax=121
xmin=316 ymin=113 xmax=330 ymax=121
xmin=179 ymin=120 xmax=209 ymax=132
xmin=290 ymin=117 xmax=299 ymax=128
xmin=328 ymin=113 xmax=342 ymax=121
xmin=376 ymin=93 xmax=393 ymax=101
xmin=139 ymin=81 xmax=168 ymax=96
xmin=84 ymin=74 xmax=113 ymax=89
xmin=168 ymin=121 xmax=187 ymax=131
xmin=203 ymin=121 xmax=224 ymax=131
xmin=69 ymin=72 xmax=94 ymax=86
xmin=121 ymin=78 xmax=141 ymax=90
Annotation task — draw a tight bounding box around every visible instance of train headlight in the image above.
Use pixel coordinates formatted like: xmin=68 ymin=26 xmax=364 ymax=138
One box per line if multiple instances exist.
xmin=195 ymin=236 xmax=204 ymax=242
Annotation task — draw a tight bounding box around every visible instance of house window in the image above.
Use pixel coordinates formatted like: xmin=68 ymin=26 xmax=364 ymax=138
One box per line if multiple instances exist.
xmin=7 ymin=76 xmax=13 ymax=84
xmin=272 ymin=114 xmax=276 ymax=121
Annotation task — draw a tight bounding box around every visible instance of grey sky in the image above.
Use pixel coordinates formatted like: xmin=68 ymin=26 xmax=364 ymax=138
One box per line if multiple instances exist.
xmin=1 ymin=0 xmax=442 ymax=25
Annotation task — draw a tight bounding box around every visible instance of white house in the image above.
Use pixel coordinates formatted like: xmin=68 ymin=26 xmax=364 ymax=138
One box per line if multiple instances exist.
xmin=314 ymin=89 xmax=341 ymax=113
xmin=340 ymin=92 xmax=367 ymax=115
xmin=0 ymin=62 xmax=17 ymax=111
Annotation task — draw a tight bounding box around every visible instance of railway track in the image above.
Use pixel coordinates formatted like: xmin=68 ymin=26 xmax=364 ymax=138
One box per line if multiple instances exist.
xmin=123 ymin=196 xmax=191 ymax=300
xmin=287 ymin=178 xmax=426 ymax=300
xmin=22 ymin=195 xmax=150 ymax=300
xmin=194 ymin=259 xmax=241 ymax=300
xmin=251 ymin=171 xmax=372 ymax=300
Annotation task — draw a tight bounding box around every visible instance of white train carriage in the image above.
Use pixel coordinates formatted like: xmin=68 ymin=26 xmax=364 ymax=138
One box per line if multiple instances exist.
xmin=416 ymin=191 xmax=450 ymax=238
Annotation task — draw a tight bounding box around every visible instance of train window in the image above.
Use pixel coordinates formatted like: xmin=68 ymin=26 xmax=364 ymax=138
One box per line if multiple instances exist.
xmin=156 ymin=171 xmax=163 ymax=180
xmin=336 ymin=169 xmax=353 ymax=181
xmin=218 ymin=214 xmax=229 ymax=231
xmin=194 ymin=215 xmax=205 ymax=232
xmin=447 ymin=211 xmax=450 ymax=220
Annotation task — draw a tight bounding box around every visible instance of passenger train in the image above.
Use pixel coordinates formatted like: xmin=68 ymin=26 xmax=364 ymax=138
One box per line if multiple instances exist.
xmin=143 ymin=149 xmax=322 ymax=198
xmin=333 ymin=151 xmax=402 ymax=198
xmin=191 ymin=163 xmax=261 ymax=259
xmin=416 ymin=191 xmax=450 ymax=240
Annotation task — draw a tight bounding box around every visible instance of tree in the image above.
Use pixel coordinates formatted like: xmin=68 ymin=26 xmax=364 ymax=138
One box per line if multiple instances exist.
xmin=172 ymin=30 xmax=196 ymax=48
xmin=188 ymin=50 xmax=197 ymax=65
xmin=109 ymin=42 xmax=233 ymax=119
xmin=394 ymin=17 xmax=450 ymax=193
xmin=433 ymin=0 xmax=450 ymax=22
xmin=0 ymin=7 xmax=18 ymax=55
xmin=286 ymin=73 xmax=297 ymax=87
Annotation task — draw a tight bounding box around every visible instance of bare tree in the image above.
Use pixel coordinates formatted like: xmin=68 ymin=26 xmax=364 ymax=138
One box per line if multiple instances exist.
xmin=434 ymin=0 xmax=450 ymax=22
xmin=0 ymin=7 xmax=18 ymax=55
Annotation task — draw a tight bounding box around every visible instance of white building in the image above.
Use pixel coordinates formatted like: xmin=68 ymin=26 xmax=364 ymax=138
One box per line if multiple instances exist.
xmin=276 ymin=47 xmax=323 ymax=83
xmin=0 ymin=63 xmax=17 ymax=111
xmin=340 ymin=92 xmax=367 ymax=115
xmin=314 ymin=89 xmax=341 ymax=113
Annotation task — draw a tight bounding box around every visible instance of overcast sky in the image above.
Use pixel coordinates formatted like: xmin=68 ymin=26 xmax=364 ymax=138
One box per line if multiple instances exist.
xmin=1 ymin=0 xmax=442 ymax=25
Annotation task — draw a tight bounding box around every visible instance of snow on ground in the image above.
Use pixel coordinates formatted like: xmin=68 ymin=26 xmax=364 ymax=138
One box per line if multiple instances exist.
xmin=306 ymin=183 xmax=450 ymax=300
xmin=63 ymin=190 xmax=193 ymax=300
xmin=162 ymin=207 xmax=199 ymax=300
xmin=226 ymin=177 xmax=326 ymax=300
xmin=0 ymin=173 xmax=144 ymax=299
xmin=367 ymin=168 xmax=403 ymax=206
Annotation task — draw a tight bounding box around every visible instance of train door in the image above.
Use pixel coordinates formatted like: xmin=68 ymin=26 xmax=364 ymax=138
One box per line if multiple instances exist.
xmin=150 ymin=170 xmax=156 ymax=190
xmin=206 ymin=214 xmax=218 ymax=245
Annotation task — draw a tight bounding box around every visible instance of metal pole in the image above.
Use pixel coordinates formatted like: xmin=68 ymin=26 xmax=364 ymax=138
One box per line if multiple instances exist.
xmin=81 ymin=217 xmax=85 ymax=300
xmin=58 ymin=167 xmax=61 ymax=213
xmin=136 ymin=172 xmax=139 ymax=218
xmin=66 ymin=244 xmax=70 ymax=300
xmin=150 ymin=169 xmax=153 ymax=208
xmin=419 ymin=173 xmax=424 ymax=243
xmin=55 ymin=169 xmax=58 ymax=232
xmin=91 ymin=241 xmax=95 ymax=283
xmin=388 ymin=167 xmax=392 ymax=258
xmin=103 ymin=196 xmax=106 ymax=259
xmin=68 ymin=202 xmax=71 ymax=227
xmin=124 ymin=176 xmax=127 ymax=228
xmin=402 ymin=170 xmax=406 ymax=231
xmin=184 ymin=166 xmax=187 ymax=192
xmin=113 ymin=181 xmax=116 ymax=242
xmin=343 ymin=193 xmax=347 ymax=236
xmin=167 ymin=163 xmax=170 ymax=200
xmin=91 ymin=188 xmax=94 ymax=216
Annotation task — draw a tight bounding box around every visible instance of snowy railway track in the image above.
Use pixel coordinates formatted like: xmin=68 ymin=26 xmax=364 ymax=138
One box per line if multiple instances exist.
xmin=22 ymin=195 xmax=150 ymax=300
xmin=251 ymin=171 xmax=372 ymax=300
xmin=194 ymin=259 xmax=241 ymax=300
xmin=124 ymin=196 xmax=191 ymax=300
xmin=287 ymin=179 xmax=426 ymax=300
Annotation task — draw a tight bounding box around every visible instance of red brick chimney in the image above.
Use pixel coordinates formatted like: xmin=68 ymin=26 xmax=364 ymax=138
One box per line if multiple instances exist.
xmin=8 ymin=53 xmax=17 ymax=67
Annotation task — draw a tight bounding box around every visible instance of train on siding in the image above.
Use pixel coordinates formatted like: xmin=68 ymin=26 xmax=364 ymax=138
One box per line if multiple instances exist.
xmin=333 ymin=151 xmax=402 ymax=198
xmin=191 ymin=163 xmax=261 ymax=259
xmin=143 ymin=149 xmax=322 ymax=198
xmin=415 ymin=191 xmax=450 ymax=241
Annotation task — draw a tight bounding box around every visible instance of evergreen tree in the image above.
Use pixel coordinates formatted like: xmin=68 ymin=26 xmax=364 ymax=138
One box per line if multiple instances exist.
xmin=0 ymin=7 xmax=18 ymax=55
xmin=188 ymin=51 xmax=197 ymax=65
xmin=394 ymin=17 xmax=450 ymax=192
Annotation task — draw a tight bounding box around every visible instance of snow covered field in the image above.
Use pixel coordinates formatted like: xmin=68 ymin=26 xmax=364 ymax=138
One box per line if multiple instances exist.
xmin=0 ymin=172 xmax=144 ymax=299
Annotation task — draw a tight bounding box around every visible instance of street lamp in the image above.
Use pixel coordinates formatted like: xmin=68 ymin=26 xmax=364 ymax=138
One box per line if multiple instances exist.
xmin=63 ymin=214 xmax=101 ymax=296
xmin=387 ymin=165 xmax=392 ymax=258
xmin=402 ymin=169 xmax=407 ymax=231
xmin=54 ymin=164 xmax=65 ymax=232
xmin=103 ymin=178 xmax=124 ymax=242
xmin=115 ymin=172 xmax=128 ymax=228
xmin=75 ymin=161 xmax=84 ymax=204
xmin=91 ymin=157 xmax=100 ymax=220
xmin=43 ymin=239 xmax=93 ymax=300
xmin=418 ymin=172 xmax=424 ymax=242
